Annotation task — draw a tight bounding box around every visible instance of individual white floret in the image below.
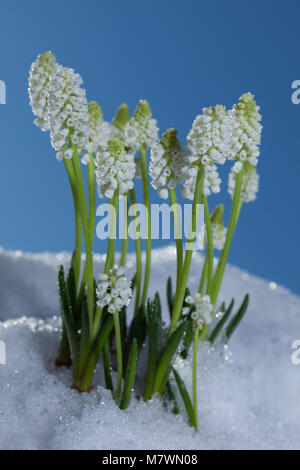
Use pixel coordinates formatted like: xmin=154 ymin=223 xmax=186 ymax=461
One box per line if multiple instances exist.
xmin=28 ymin=51 xmax=59 ymax=131
xmin=182 ymin=293 xmax=213 ymax=328
xmin=227 ymin=92 xmax=262 ymax=166
xmin=95 ymin=138 xmax=136 ymax=198
xmin=47 ymin=65 xmax=90 ymax=161
xmin=124 ymin=100 xmax=158 ymax=152
xmin=150 ymin=129 xmax=187 ymax=199
xmin=96 ymin=266 xmax=132 ymax=314
xmin=228 ymin=162 xmax=259 ymax=203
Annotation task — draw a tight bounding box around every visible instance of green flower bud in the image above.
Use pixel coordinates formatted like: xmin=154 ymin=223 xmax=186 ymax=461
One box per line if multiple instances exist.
xmin=113 ymin=103 xmax=130 ymax=131
xmin=134 ymin=99 xmax=152 ymax=123
xmin=88 ymin=101 xmax=103 ymax=123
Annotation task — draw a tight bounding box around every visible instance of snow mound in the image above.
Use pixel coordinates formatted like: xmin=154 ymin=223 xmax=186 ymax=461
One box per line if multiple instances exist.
xmin=0 ymin=247 xmax=300 ymax=449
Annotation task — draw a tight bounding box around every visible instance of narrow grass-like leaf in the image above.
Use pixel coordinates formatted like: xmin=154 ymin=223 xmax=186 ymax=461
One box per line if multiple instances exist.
xmin=180 ymin=320 xmax=193 ymax=359
xmin=154 ymin=292 xmax=162 ymax=319
xmin=226 ymin=294 xmax=249 ymax=340
xmin=165 ymin=380 xmax=180 ymax=414
xmin=153 ymin=321 xmax=186 ymax=394
xmin=209 ymin=299 xmax=234 ymax=344
xmin=173 ymin=368 xmax=196 ymax=428
xmin=58 ymin=266 xmax=79 ymax=372
xmin=167 ymin=276 xmax=173 ymax=317
xmin=67 ymin=265 xmax=77 ymax=320
xmin=119 ymin=338 xmax=138 ymax=410
xmin=79 ymin=313 xmax=114 ymax=391
xmin=78 ymin=301 xmax=90 ymax=376
xmin=172 ymin=368 xmax=196 ymax=428
xmin=144 ymin=299 xmax=159 ymax=400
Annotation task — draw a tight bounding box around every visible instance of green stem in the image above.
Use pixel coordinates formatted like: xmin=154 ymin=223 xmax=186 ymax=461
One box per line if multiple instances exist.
xmin=113 ymin=310 xmax=123 ymax=402
xmin=168 ymin=166 xmax=205 ymax=337
xmin=64 ymin=159 xmax=81 ymax=289
xmin=140 ymin=144 xmax=151 ymax=306
xmin=104 ymin=190 xmax=119 ymax=274
xmin=203 ymin=196 xmax=213 ymax=293
xmin=77 ymin=154 xmax=96 ymax=312
xmin=198 ymin=253 xmax=208 ymax=294
xmin=92 ymin=190 xmax=119 ymax=338
xmin=129 ymin=188 xmax=142 ymax=316
xmin=210 ymin=166 xmax=244 ymax=306
xmin=71 ymin=146 xmax=94 ymax=335
xmin=169 ymin=188 xmax=183 ymax=295
xmin=193 ymin=327 xmax=199 ymax=431
xmin=120 ymin=194 xmax=129 ymax=268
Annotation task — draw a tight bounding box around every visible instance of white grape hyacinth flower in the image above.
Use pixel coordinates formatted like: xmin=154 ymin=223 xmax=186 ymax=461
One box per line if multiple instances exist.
xmin=96 ymin=266 xmax=132 ymax=314
xmin=150 ymin=128 xmax=187 ymax=199
xmin=47 ymin=65 xmax=90 ymax=161
xmin=228 ymin=161 xmax=259 ymax=203
xmin=182 ymin=293 xmax=213 ymax=329
xmin=124 ymin=100 xmax=158 ymax=152
xmin=95 ymin=138 xmax=136 ymax=198
xmin=186 ymin=105 xmax=231 ymax=167
xmin=227 ymin=92 xmax=262 ymax=166
xmin=28 ymin=51 xmax=59 ymax=131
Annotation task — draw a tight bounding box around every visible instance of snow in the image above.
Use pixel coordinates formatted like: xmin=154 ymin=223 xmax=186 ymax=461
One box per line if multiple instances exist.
xmin=0 ymin=246 xmax=300 ymax=449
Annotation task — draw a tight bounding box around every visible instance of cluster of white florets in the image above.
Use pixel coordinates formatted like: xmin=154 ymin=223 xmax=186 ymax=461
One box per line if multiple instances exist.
xmin=47 ymin=66 xmax=90 ymax=161
xmin=95 ymin=138 xmax=136 ymax=198
xmin=182 ymin=105 xmax=230 ymax=200
xmin=28 ymin=51 xmax=59 ymax=131
xmin=227 ymin=93 xmax=262 ymax=166
xmin=124 ymin=100 xmax=158 ymax=152
xmin=186 ymin=105 xmax=230 ymax=166
xmin=96 ymin=267 xmax=132 ymax=314
xmin=150 ymin=129 xmax=187 ymax=199
xmin=182 ymin=293 xmax=213 ymax=328
xmin=228 ymin=162 xmax=259 ymax=202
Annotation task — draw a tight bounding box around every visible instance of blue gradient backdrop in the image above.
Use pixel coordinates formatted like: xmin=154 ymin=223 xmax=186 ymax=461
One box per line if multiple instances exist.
xmin=0 ymin=0 xmax=299 ymax=294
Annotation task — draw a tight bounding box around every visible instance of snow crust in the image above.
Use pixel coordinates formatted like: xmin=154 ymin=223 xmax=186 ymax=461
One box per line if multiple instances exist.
xmin=0 ymin=246 xmax=299 ymax=449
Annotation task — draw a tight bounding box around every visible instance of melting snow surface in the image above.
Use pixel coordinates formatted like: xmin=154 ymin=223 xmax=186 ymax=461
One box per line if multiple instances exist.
xmin=0 ymin=246 xmax=299 ymax=450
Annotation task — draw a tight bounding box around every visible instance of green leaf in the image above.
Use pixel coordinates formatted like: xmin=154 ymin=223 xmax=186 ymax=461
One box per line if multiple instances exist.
xmin=165 ymin=380 xmax=180 ymax=415
xmin=154 ymin=292 xmax=162 ymax=319
xmin=167 ymin=277 xmax=174 ymax=317
xmin=144 ymin=298 xmax=160 ymax=400
xmin=180 ymin=320 xmax=193 ymax=359
xmin=127 ymin=305 xmax=147 ymax=354
xmin=173 ymin=368 xmax=196 ymax=428
xmin=119 ymin=339 xmax=138 ymax=410
xmin=153 ymin=321 xmax=186 ymax=394
xmin=78 ymin=301 xmax=90 ymax=376
xmin=67 ymin=265 xmax=77 ymax=320
xmin=209 ymin=299 xmax=234 ymax=344
xmin=226 ymin=294 xmax=249 ymax=340
xmin=79 ymin=313 xmax=114 ymax=391
xmin=58 ymin=266 xmax=79 ymax=372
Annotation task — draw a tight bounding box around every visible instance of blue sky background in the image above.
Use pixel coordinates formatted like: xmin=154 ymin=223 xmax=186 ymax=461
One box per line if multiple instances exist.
xmin=0 ymin=0 xmax=299 ymax=294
